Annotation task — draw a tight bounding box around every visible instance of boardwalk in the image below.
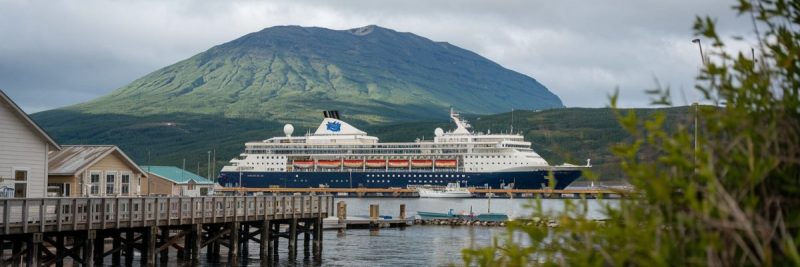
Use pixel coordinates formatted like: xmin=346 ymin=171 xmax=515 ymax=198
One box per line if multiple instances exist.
xmin=0 ymin=195 xmax=333 ymax=266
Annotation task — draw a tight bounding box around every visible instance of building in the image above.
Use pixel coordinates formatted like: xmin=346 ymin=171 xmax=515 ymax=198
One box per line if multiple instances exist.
xmin=0 ymin=89 xmax=61 ymax=198
xmin=48 ymin=145 xmax=147 ymax=197
xmin=141 ymin=166 xmax=215 ymax=196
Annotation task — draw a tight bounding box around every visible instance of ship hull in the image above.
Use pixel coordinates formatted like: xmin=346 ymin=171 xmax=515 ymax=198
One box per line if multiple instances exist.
xmin=217 ymin=169 xmax=582 ymax=190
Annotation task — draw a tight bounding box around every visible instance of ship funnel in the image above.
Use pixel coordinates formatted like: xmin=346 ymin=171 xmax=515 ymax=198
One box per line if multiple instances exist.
xmin=322 ymin=110 xmax=341 ymax=119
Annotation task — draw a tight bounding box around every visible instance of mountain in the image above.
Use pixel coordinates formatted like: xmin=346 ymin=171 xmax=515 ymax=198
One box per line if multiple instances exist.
xmin=39 ymin=25 xmax=563 ymax=125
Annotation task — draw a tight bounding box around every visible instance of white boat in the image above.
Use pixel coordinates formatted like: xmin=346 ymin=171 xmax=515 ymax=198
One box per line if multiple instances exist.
xmin=417 ymin=183 xmax=473 ymax=198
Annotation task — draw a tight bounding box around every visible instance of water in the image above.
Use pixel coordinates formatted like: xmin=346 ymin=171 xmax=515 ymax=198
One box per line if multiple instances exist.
xmin=118 ymin=198 xmax=617 ymax=266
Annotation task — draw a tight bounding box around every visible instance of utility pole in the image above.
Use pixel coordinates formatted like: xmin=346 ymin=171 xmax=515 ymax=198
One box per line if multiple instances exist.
xmin=207 ymin=150 xmax=211 ymax=179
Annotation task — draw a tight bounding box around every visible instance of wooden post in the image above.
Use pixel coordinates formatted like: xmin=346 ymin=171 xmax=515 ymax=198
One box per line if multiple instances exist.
xmin=312 ymin=217 xmax=322 ymax=259
xmin=192 ymin=224 xmax=202 ymax=264
xmin=84 ymin=230 xmax=95 ymax=267
xmin=113 ymin=234 xmax=122 ymax=265
xmin=369 ymin=204 xmax=379 ymax=232
xmin=228 ymin=222 xmax=240 ymax=267
xmin=27 ymin=233 xmax=41 ymax=267
xmin=56 ymin=235 xmax=65 ymax=267
xmin=288 ymin=218 xmax=297 ymax=259
xmin=144 ymin=226 xmax=156 ymax=267
xmin=94 ymin=231 xmax=104 ymax=264
xmin=240 ymin=224 xmax=249 ymax=256
xmin=159 ymin=228 xmax=168 ymax=263
xmin=125 ymin=229 xmax=134 ymax=267
xmin=400 ymin=204 xmax=406 ymax=220
xmin=272 ymin=222 xmax=279 ymax=259
xmin=260 ymin=220 xmax=270 ymax=261
xmin=337 ymin=201 xmax=346 ymax=234
xmin=303 ymin=220 xmax=311 ymax=256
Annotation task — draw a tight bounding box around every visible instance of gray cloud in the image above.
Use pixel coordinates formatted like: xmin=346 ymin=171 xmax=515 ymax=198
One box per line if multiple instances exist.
xmin=0 ymin=0 xmax=754 ymax=112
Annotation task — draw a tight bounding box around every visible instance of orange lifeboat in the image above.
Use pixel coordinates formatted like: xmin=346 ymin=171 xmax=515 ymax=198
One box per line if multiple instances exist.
xmin=293 ymin=160 xmax=314 ymax=169
xmin=343 ymin=160 xmax=363 ymax=168
xmin=411 ymin=159 xmax=433 ymax=168
xmin=317 ymin=160 xmax=341 ymax=168
xmin=435 ymin=159 xmax=457 ymax=168
xmin=388 ymin=160 xmax=409 ymax=168
xmin=365 ymin=160 xmax=386 ymax=168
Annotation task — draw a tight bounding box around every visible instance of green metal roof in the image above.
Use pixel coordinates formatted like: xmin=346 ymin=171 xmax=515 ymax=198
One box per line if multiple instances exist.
xmin=140 ymin=165 xmax=216 ymax=185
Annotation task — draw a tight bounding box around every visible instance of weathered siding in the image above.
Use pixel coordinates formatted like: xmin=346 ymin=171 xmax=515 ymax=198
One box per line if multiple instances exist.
xmin=79 ymin=154 xmax=143 ymax=196
xmin=0 ymin=101 xmax=49 ymax=198
xmin=143 ymin=174 xmax=174 ymax=195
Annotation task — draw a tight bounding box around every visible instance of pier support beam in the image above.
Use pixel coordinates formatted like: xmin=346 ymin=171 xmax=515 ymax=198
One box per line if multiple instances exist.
xmin=144 ymin=227 xmax=156 ymax=267
xmin=113 ymin=234 xmax=122 ymax=265
xmin=83 ymin=230 xmax=96 ymax=267
xmin=272 ymin=222 xmax=279 ymax=259
xmin=56 ymin=235 xmax=65 ymax=267
xmin=26 ymin=233 xmax=41 ymax=267
xmin=159 ymin=228 xmax=168 ymax=264
xmin=192 ymin=224 xmax=202 ymax=264
xmin=228 ymin=222 xmax=240 ymax=267
xmin=288 ymin=218 xmax=297 ymax=259
xmin=125 ymin=230 xmax=134 ymax=267
xmin=259 ymin=220 xmax=271 ymax=261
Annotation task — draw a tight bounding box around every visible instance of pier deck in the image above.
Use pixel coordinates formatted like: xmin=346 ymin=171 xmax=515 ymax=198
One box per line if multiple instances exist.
xmin=0 ymin=195 xmax=332 ymax=266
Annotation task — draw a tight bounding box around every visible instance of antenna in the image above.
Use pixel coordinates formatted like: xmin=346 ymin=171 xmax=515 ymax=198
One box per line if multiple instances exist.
xmin=510 ymin=108 xmax=514 ymax=134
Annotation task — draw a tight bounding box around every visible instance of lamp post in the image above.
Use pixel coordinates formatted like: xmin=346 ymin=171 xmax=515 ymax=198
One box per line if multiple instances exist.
xmin=692 ymin=39 xmax=706 ymax=65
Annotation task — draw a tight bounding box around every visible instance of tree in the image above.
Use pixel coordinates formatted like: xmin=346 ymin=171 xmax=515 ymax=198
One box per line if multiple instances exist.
xmin=463 ymin=0 xmax=800 ymax=265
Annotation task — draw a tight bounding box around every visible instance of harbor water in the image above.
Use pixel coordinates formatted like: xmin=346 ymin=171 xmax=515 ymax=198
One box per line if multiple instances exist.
xmin=123 ymin=198 xmax=617 ymax=266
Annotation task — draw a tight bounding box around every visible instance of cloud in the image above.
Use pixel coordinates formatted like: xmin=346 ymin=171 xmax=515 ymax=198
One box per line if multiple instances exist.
xmin=0 ymin=0 xmax=755 ymax=112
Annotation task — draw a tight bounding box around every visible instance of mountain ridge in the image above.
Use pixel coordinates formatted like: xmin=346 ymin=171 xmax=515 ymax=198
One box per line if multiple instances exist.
xmin=43 ymin=24 xmax=563 ymax=125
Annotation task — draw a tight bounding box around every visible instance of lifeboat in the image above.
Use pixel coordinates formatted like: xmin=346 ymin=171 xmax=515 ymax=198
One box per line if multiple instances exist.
xmin=317 ymin=160 xmax=341 ymax=168
xmin=293 ymin=160 xmax=314 ymax=169
xmin=388 ymin=160 xmax=409 ymax=168
xmin=343 ymin=160 xmax=364 ymax=168
xmin=365 ymin=160 xmax=386 ymax=168
xmin=411 ymin=159 xmax=433 ymax=168
xmin=435 ymin=159 xmax=457 ymax=168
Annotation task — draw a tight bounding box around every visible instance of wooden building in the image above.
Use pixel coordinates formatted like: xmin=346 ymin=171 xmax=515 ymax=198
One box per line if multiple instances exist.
xmin=141 ymin=165 xmax=215 ymax=196
xmin=48 ymin=145 xmax=147 ymax=197
xmin=0 ymin=89 xmax=61 ymax=198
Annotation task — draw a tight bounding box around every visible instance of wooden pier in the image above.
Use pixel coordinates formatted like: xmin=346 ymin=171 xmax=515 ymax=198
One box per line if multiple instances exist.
xmin=218 ymin=187 xmax=631 ymax=198
xmin=0 ymin=195 xmax=332 ymax=266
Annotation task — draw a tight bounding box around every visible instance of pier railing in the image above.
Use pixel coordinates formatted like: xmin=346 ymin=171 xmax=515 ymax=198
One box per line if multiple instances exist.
xmin=0 ymin=195 xmax=333 ymax=235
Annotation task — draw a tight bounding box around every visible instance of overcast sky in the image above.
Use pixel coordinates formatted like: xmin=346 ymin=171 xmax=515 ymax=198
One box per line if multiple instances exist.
xmin=0 ymin=0 xmax=753 ymax=113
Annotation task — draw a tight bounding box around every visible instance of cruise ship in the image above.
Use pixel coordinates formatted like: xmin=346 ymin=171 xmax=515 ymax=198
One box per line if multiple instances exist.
xmin=218 ymin=110 xmax=588 ymax=189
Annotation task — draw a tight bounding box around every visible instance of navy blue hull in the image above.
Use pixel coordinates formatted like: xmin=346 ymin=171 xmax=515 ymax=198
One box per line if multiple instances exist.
xmin=217 ymin=170 xmax=582 ymax=190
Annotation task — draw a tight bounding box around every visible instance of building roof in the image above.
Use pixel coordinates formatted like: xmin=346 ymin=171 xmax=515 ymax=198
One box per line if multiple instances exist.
xmin=49 ymin=145 xmax=146 ymax=176
xmin=0 ymin=89 xmax=60 ymax=150
xmin=140 ymin=166 xmax=215 ymax=185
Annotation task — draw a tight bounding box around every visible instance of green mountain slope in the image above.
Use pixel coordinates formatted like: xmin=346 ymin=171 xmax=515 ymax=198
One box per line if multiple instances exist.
xmin=40 ymin=25 xmax=562 ymax=125
xmin=32 ymin=107 xmax=691 ymax=180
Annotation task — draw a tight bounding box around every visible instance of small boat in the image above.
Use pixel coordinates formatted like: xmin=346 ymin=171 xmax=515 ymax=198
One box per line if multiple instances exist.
xmin=365 ymin=160 xmax=386 ymax=168
xmin=388 ymin=159 xmax=409 ymax=168
xmin=475 ymin=213 xmax=509 ymax=222
xmin=435 ymin=159 xmax=457 ymax=168
xmin=293 ymin=160 xmax=314 ymax=168
xmin=417 ymin=183 xmax=473 ymax=198
xmin=317 ymin=160 xmax=341 ymax=168
xmin=411 ymin=159 xmax=433 ymax=168
xmin=343 ymin=160 xmax=363 ymax=168
xmin=417 ymin=210 xmax=456 ymax=220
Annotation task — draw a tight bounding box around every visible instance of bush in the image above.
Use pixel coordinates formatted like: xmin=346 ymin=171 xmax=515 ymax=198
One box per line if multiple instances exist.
xmin=463 ymin=0 xmax=800 ymax=266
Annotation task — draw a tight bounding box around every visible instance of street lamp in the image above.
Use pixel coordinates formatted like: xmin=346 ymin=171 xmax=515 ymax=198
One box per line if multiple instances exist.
xmin=692 ymin=39 xmax=706 ymax=65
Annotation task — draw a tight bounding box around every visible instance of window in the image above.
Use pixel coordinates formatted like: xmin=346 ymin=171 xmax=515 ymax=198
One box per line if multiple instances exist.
xmin=121 ymin=173 xmax=131 ymax=194
xmin=14 ymin=170 xmax=27 ymax=181
xmin=106 ymin=172 xmax=116 ymax=195
xmin=90 ymin=172 xmax=101 ymax=195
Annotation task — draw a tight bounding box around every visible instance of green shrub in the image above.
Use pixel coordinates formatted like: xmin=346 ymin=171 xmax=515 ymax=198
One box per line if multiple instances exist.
xmin=463 ymin=0 xmax=800 ymax=266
